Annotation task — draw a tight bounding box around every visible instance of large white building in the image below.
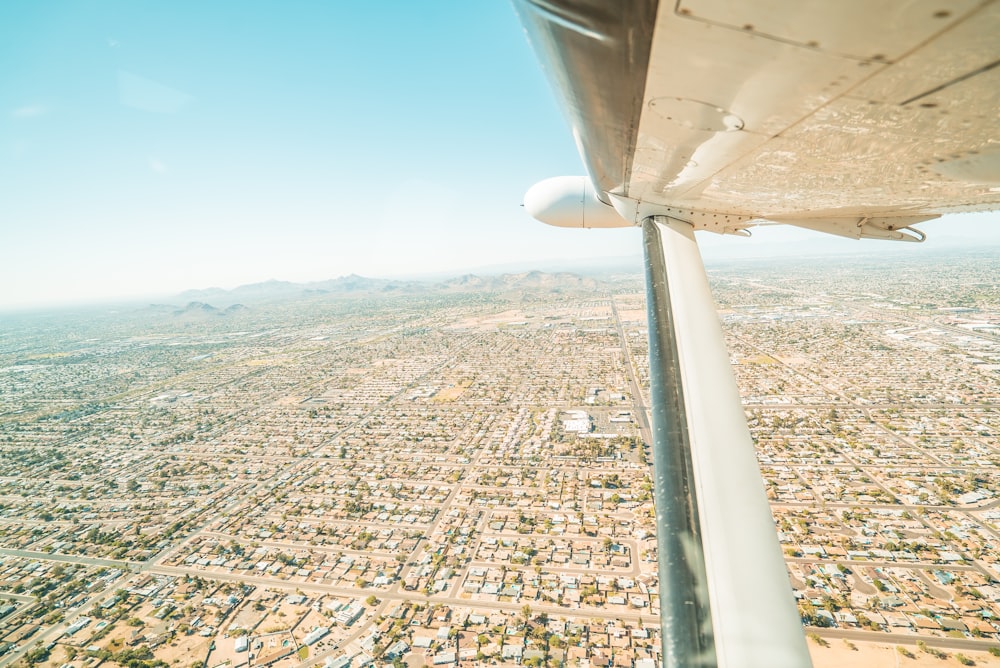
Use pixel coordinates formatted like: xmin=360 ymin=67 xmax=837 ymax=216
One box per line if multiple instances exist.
xmin=562 ymin=410 xmax=592 ymax=433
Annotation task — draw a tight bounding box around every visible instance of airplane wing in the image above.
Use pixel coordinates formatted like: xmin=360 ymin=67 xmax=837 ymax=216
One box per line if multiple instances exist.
xmin=514 ymin=2 xmax=999 ymax=667
xmin=516 ymin=0 xmax=1000 ymax=238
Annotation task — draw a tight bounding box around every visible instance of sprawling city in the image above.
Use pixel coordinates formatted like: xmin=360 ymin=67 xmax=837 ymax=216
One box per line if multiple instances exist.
xmin=2 ymin=249 xmax=999 ymax=668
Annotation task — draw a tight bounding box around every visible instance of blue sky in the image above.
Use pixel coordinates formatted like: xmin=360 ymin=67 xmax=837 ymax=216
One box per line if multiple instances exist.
xmin=1 ymin=3 xmax=997 ymax=309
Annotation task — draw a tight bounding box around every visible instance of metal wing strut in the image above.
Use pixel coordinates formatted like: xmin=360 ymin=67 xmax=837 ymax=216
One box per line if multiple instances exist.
xmin=642 ymin=217 xmax=812 ymax=667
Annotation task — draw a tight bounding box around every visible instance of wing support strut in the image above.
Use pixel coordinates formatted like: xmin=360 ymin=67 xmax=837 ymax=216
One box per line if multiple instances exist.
xmin=643 ymin=218 xmax=715 ymax=666
xmin=642 ymin=218 xmax=812 ymax=668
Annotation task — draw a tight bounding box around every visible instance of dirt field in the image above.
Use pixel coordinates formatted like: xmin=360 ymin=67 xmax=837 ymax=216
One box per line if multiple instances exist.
xmin=808 ymin=638 xmax=1000 ymax=667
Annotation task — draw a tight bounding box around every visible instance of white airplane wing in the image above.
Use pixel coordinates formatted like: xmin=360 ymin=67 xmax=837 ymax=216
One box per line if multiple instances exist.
xmin=514 ymin=2 xmax=999 ymax=667
xmin=517 ymin=0 xmax=1000 ymax=238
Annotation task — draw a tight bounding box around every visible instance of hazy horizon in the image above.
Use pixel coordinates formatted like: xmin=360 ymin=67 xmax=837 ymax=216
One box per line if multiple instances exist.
xmin=3 ymin=4 xmax=998 ymax=312
xmin=4 ymin=223 xmax=998 ymax=314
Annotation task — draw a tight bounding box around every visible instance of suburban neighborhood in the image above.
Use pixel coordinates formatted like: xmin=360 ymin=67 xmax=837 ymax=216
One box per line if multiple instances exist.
xmin=2 ymin=251 xmax=1000 ymax=667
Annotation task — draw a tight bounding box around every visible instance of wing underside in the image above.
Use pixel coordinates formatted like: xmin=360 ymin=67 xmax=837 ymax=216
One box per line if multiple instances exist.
xmin=515 ymin=0 xmax=1000 ymax=231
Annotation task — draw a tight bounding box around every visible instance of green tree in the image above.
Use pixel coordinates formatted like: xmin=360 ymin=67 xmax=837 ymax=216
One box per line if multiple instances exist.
xmin=25 ymin=646 xmax=51 ymax=665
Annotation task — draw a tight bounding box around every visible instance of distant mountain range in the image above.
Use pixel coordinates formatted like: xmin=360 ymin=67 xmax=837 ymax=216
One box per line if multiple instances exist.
xmin=173 ymin=270 xmax=604 ymax=306
xmin=144 ymin=301 xmax=250 ymax=318
xmin=178 ymin=275 xmax=420 ymax=303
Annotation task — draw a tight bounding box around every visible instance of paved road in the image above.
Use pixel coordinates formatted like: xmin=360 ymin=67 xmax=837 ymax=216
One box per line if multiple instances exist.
xmin=148 ymin=564 xmax=652 ymax=624
xmin=0 ymin=592 xmax=34 ymax=603
xmin=0 ymin=547 xmax=132 ymax=570
xmin=785 ymin=556 xmax=981 ymax=572
xmin=610 ymin=299 xmax=653 ymax=450
xmin=810 ymin=626 xmax=1000 ymax=653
